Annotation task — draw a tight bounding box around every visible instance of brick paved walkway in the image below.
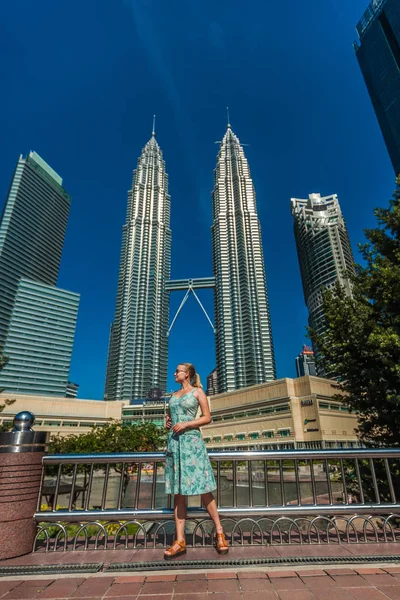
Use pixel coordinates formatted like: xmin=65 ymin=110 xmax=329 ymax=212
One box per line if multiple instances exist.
xmin=3 ymin=567 xmax=400 ymax=599
xmin=2 ymin=543 xmax=400 ymax=568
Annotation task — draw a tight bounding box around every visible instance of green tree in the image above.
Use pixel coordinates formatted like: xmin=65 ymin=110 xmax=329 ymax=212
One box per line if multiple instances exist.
xmin=48 ymin=420 xmax=166 ymax=455
xmin=0 ymin=353 xmax=15 ymax=432
xmin=311 ymin=181 xmax=400 ymax=447
xmin=47 ymin=420 xmax=166 ymax=489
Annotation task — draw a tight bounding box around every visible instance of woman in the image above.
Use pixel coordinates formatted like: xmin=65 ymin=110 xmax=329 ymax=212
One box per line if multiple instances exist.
xmin=164 ymin=362 xmax=228 ymax=559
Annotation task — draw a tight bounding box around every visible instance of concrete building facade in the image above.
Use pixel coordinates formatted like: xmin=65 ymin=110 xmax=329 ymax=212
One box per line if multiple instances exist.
xmin=0 ymin=393 xmax=124 ymax=437
xmin=202 ymin=376 xmax=360 ymax=450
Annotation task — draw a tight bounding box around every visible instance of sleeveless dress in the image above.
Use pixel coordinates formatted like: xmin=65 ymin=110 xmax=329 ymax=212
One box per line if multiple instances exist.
xmin=165 ymin=389 xmax=216 ymax=496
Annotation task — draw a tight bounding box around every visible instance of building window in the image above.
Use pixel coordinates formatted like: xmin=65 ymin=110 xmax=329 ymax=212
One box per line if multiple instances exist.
xmin=213 ymin=436 xmax=221 ymax=442
xmin=262 ymin=430 xmax=274 ymax=438
xmin=249 ymin=432 xmax=259 ymax=440
xmin=275 ymin=404 xmax=290 ymax=413
xmin=278 ymin=429 xmax=291 ymax=437
xmin=236 ymin=433 xmax=246 ymax=441
xmin=224 ymin=434 xmax=233 ymax=441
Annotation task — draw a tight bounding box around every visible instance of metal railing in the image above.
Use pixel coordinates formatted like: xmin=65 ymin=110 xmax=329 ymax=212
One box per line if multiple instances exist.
xmin=34 ymin=448 xmax=400 ymax=551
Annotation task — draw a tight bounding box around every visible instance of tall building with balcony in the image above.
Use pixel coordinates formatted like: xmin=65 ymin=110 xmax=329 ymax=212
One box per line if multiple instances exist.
xmin=211 ymin=124 xmax=276 ymax=393
xmin=291 ymin=193 xmax=355 ymax=363
xmin=354 ymin=0 xmax=400 ymax=176
xmin=66 ymin=381 xmax=79 ymax=398
xmin=206 ymin=368 xmax=218 ymax=397
xmin=0 ymin=151 xmax=79 ymax=396
xmin=105 ymin=131 xmax=171 ymax=401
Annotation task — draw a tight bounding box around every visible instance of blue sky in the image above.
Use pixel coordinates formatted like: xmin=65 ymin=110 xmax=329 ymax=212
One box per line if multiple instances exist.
xmin=0 ymin=0 xmax=396 ymax=400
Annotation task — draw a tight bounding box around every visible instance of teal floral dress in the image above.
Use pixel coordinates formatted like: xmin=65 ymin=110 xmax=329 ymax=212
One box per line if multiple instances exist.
xmin=165 ymin=389 xmax=216 ymax=496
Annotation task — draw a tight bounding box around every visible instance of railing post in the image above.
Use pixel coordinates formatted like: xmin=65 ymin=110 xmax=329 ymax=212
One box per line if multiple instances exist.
xmin=0 ymin=411 xmax=48 ymax=560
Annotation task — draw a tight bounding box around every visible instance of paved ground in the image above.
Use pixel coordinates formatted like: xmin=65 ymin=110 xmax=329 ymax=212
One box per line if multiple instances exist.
xmin=1 ymin=544 xmax=400 ymax=599
xmin=3 ymin=567 xmax=400 ymax=599
xmin=2 ymin=543 xmax=400 ymax=567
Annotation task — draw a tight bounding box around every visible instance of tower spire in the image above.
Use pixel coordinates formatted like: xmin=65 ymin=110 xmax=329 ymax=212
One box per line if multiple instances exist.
xmin=226 ymin=106 xmax=231 ymax=128
xmin=105 ymin=132 xmax=171 ymax=401
xmin=212 ymin=123 xmax=276 ymax=392
xmin=152 ymin=114 xmax=156 ymax=137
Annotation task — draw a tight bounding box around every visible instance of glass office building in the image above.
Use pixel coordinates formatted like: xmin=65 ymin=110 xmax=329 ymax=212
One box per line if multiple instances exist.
xmin=354 ymin=0 xmax=400 ymax=176
xmin=0 ymin=151 xmax=79 ymax=395
xmin=0 ymin=152 xmax=70 ymax=348
xmin=0 ymin=279 xmax=79 ymax=396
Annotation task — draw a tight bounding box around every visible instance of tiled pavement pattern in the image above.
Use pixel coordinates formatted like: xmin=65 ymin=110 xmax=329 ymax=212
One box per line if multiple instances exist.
xmin=3 ymin=542 xmax=400 ymax=567
xmin=3 ymin=568 xmax=400 ymax=599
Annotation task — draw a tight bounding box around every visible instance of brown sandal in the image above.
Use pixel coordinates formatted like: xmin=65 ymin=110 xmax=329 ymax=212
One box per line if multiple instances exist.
xmin=215 ymin=531 xmax=229 ymax=555
xmin=164 ymin=539 xmax=186 ymax=560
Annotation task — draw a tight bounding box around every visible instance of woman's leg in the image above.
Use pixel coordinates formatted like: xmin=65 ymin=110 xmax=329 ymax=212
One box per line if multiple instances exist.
xmin=201 ymin=492 xmax=228 ymax=550
xmin=164 ymin=494 xmax=187 ymax=558
xmin=174 ymin=493 xmax=187 ymax=540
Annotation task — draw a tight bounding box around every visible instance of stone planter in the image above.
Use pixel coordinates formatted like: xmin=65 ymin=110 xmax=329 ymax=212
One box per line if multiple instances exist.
xmin=0 ymin=413 xmax=48 ymax=560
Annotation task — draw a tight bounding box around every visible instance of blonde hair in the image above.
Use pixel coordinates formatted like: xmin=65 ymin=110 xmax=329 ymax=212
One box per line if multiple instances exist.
xmin=181 ymin=362 xmax=203 ymax=388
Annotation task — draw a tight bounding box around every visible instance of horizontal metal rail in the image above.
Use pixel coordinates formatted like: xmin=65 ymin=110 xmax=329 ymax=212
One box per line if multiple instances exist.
xmin=42 ymin=448 xmax=400 ymax=464
xmin=36 ymin=504 xmax=400 ymax=523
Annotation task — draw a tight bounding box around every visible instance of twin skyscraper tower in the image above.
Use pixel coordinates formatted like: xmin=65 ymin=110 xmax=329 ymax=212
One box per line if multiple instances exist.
xmin=104 ymin=122 xmax=276 ymax=401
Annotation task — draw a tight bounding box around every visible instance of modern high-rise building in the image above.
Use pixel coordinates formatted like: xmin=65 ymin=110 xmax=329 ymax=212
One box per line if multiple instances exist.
xmin=206 ymin=368 xmax=218 ymax=397
xmin=0 ymin=152 xmax=70 ymax=349
xmin=66 ymin=381 xmax=79 ymax=398
xmin=0 ymin=151 xmax=79 ymax=396
xmin=354 ymin=0 xmax=400 ymax=176
xmin=105 ymin=130 xmax=171 ymax=401
xmin=295 ymin=345 xmax=317 ymax=378
xmin=0 ymin=279 xmax=79 ymax=396
xmin=211 ymin=124 xmax=276 ymax=393
xmin=291 ymin=193 xmax=355 ymax=352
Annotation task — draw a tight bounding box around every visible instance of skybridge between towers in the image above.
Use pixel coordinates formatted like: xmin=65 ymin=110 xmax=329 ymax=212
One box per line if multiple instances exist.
xmin=166 ymin=277 xmax=216 ymax=336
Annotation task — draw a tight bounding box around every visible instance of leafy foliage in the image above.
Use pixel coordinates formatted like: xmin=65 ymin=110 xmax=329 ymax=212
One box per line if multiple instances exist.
xmin=0 ymin=353 xmax=15 ymax=432
xmin=46 ymin=420 xmax=166 ymax=484
xmin=311 ymin=181 xmax=400 ymax=447
xmin=48 ymin=420 xmax=166 ymax=455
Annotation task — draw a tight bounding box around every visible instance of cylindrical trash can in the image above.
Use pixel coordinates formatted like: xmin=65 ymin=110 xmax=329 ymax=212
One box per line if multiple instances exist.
xmin=0 ymin=412 xmax=48 ymax=560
